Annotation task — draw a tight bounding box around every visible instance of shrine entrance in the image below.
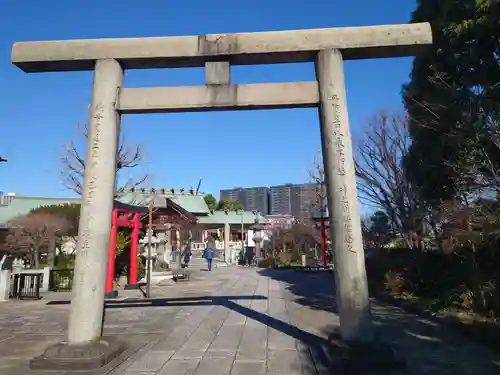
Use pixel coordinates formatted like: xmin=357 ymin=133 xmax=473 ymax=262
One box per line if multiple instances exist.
xmin=12 ymin=22 xmax=433 ymax=368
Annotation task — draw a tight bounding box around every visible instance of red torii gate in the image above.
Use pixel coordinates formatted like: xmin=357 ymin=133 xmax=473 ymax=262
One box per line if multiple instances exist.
xmin=312 ymin=215 xmax=330 ymax=266
xmin=104 ymin=197 xmax=199 ymax=297
xmin=105 ymin=207 xmax=143 ymax=297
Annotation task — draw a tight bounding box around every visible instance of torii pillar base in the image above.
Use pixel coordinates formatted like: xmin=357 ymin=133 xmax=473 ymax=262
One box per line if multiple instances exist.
xmin=104 ymin=290 xmax=119 ymax=298
xmin=30 ymin=337 xmax=126 ymax=371
xmin=124 ymin=283 xmax=140 ymax=290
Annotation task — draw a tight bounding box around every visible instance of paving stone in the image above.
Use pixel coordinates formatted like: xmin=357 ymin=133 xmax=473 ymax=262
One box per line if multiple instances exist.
xmin=267 ymin=349 xmax=302 ymax=373
xmin=204 ymin=349 xmax=236 ymax=359
xmin=158 ymin=358 xmax=201 ymax=375
xmin=209 ymin=325 xmax=244 ymax=350
xmin=153 ymin=326 xmax=192 ymax=351
xmin=180 ymin=327 xmax=216 ymax=351
xmin=268 ymin=328 xmax=297 ymax=350
xmin=193 ymin=357 xmax=234 ymax=375
xmin=236 ymin=348 xmax=266 ymax=361
xmin=172 ymin=348 xmax=207 ymax=360
xmin=249 ymin=300 xmax=268 ymax=314
xmin=199 ymin=306 xmax=231 ymax=332
xmin=2 ymin=267 xmax=500 ymax=375
xmin=244 ymin=316 xmax=267 ymax=327
xmin=236 ymin=326 xmax=267 ymax=361
xmin=234 ymin=299 xmax=252 ymax=308
xmin=125 ymin=350 xmax=174 ymax=372
xmin=223 ymin=310 xmax=247 ymax=326
xmin=230 ymin=360 xmax=266 ymax=375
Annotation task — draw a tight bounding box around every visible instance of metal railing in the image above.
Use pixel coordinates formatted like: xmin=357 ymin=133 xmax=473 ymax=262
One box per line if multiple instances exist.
xmin=10 ymin=273 xmax=42 ymax=299
xmin=49 ymin=269 xmax=74 ymax=292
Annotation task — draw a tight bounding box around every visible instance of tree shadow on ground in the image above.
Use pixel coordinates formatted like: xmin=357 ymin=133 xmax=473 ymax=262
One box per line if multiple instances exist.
xmin=117 ymin=298 xmax=345 ymax=374
xmin=260 ymin=268 xmax=500 ymax=374
xmin=46 ymin=294 xmax=357 ymax=374
xmin=259 ymin=268 xmax=338 ymax=313
xmin=43 ymin=269 xmax=500 ymax=374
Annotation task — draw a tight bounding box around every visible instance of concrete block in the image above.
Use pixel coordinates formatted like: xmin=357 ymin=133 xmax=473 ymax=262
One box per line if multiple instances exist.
xmin=205 ymin=61 xmax=230 ymax=85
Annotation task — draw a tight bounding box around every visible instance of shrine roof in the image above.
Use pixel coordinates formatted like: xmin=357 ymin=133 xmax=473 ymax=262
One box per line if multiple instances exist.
xmin=197 ymin=210 xmax=268 ymax=225
xmin=0 ymin=196 xmax=80 ymax=227
xmin=0 ymin=194 xmax=163 ymax=227
xmin=118 ymin=191 xmax=210 ymax=215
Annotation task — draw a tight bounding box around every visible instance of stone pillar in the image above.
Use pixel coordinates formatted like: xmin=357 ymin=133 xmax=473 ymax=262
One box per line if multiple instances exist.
xmin=316 ymin=49 xmax=374 ymax=343
xmin=0 ymin=269 xmax=11 ymax=301
xmin=40 ymin=267 xmax=51 ymax=292
xmin=175 ymin=229 xmax=180 ymax=248
xmin=224 ymin=222 xmax=230 ymax=264
xmin=163 ymin=230 xmax=172 ymax=266
xmin=255 ymin=241 xmax=261 ymax=261
xmin=67 ymin=59 xmax=123 ymax=344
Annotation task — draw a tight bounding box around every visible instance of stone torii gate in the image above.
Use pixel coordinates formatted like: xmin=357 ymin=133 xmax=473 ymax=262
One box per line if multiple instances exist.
xmin=12 ymin=23 xmax=432 ymax=369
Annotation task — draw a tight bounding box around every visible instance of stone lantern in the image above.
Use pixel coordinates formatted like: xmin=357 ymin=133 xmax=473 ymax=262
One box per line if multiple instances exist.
xmin=251 ymin=212 xmax=267 ymax=261
xmin=139 ymin=233 xmax=160 ymax=279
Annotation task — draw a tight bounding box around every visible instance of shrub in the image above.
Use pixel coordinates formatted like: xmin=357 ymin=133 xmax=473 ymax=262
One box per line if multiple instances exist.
xmin=366 ymin=246 xmax=500 ymax=318
xmin=54 ymin=254 xmax=75 ymax=269
xmin=290 ymin=249 xmax=302 ymax=264
xmin=138 ymin=258 xmax=146 ymax=280
xmin=257 ymin=257 xmax=277 ymax=268
xmin=384 ymin=270 xmax=405 ymax=294
xmin=118 ymin=257 xmax=146 ymax=281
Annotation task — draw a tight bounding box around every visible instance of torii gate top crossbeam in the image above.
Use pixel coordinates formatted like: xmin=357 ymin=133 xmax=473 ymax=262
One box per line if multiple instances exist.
xmin=12 ymin=23 xmax=432 ymax=72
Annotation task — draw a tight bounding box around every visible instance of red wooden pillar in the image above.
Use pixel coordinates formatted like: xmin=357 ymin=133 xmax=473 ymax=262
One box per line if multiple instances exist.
xmin=129 ymin=212 xmax=139 ymax=285
xmin=105 ymin=208 xmax=118 ymax=294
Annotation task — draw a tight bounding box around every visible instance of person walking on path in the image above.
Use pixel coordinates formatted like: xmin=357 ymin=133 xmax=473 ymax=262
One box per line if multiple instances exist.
xmin=172 ymin=244 xmax=178 ymax=263
xmin=182 ymin=245 xmax=192 ymax=268
xmin=204 ymin=246 xmax=214 ymax=271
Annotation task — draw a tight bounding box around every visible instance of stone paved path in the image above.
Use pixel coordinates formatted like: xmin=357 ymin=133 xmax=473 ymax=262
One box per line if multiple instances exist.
xmin=0 ymin=267 xmax=499 ymax=374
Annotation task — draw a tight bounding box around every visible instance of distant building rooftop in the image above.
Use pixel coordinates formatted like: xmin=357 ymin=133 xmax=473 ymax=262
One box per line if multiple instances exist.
xmin=0 ymin=195 xmax=80 ymax=228
xmin=0 ymin=189 xmax=266 ymax=228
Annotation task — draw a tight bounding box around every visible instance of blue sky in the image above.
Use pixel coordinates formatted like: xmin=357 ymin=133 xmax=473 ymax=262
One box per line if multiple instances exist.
xmin=0 ymin=0 xmax=416 ymax=202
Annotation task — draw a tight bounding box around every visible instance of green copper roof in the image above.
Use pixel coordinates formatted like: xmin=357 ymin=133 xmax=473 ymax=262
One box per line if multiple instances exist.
xmin=197 ymin=210 xmax=268 ymax=225
xmin=0 ymin=193 xmax=264 ymax=228
xmin=0 ymin=196 xmax=80 ymax=226
xmin=118 ymin=191 xmax=210 ymax=215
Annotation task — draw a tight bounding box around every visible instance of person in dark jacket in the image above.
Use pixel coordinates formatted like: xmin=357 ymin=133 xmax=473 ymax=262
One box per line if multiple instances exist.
xmin=182 ymin=246 xmax=192 ymax=268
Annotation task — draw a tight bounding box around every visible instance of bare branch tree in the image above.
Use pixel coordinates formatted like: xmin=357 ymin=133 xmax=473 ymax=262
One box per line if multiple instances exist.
xmin=6 ymin=212 xmax=72 ymax=268
xmin=268 ymin=223 xmax=320 ymax=256
xmin=308 ymin=149 xmax=328 ymax=218
xmin=61 ymin=123 xmax=149 ymax=196
xmin=354 ymin=111 xmax=425 ymax=248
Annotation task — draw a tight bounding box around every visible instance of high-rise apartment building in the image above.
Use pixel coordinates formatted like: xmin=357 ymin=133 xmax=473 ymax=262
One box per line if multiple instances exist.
xmin=219 ymin=188 xmax=240 ymax=202
xmin=220 ymin=186 xmax=270 ymax=214
xmin=269 ymin=184 xmax=293 ymax=216
xmin=270 ymin=183 xmax=325 ymax=222
xmin=220 ymin=183 xmax=326 ymax=222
